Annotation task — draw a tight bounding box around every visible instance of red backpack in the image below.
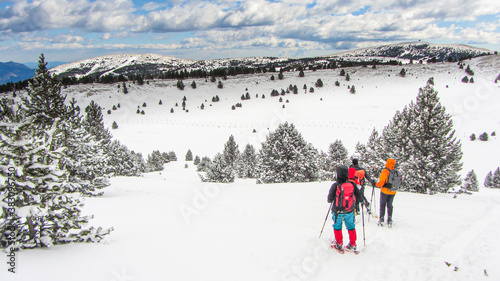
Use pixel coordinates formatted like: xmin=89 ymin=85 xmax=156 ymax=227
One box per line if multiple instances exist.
xmin=335 ymin=182 xmax=356 ymax=213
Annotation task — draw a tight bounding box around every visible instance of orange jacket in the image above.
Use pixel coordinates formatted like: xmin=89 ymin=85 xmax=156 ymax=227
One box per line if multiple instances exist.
xmin=376 ymin=158 xmax=397 ymax=195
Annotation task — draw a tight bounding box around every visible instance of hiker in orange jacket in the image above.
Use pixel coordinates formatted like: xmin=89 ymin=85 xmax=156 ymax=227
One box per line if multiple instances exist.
xmin=375 ymin=158 xmax=397 ymax=227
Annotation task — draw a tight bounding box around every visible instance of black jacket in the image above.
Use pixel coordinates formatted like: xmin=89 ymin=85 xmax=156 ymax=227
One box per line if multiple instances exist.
xmin=327 ymin=166 xmax=363 ymax=214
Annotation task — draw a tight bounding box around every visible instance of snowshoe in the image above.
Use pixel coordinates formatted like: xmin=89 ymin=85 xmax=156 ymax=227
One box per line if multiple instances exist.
xmin=377 ymin=221 xmax=384 ymax=227
xmin=331 ymin=242 xmax=344 ymax=254
xmin=387 ymin=218 xmax=393 ymax=228
xmin=344 ymin=244 xmax=359 ymax=255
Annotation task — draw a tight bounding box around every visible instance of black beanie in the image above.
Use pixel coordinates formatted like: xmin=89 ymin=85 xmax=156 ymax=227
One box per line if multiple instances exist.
xmin=352 ymin=158 xmax=358 ymax=165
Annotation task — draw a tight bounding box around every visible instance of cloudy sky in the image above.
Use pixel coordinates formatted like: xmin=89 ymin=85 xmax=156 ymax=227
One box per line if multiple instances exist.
xmin=0 ymin=0 xmax=499 ymax=64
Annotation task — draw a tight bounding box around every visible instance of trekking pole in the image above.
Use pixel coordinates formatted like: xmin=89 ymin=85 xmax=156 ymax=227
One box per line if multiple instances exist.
xmin=319 ymin=201 xmax=334 ymax=239
xmin=361 ymin=203 xmax=366 ymax=247
xmin=370 ymin=182 xmax=376 ymax=207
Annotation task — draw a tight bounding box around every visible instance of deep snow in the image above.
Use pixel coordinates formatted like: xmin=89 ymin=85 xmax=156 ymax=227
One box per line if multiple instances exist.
xmin=2 ymin=162 xmax=500 ymax=281
xmin=2 ymin=55 xmax=500 ymax=281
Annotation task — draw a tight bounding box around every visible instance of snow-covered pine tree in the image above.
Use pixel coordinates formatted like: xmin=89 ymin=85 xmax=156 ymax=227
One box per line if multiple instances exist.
xmin=484 ymin=171 xmax=493 ymax=188
xmin=196 ymin=156 xmax=211 ymax=172
xmin=380 ymin=82 xmax=463 ymax=193
xmin=317 ymin=150 xmax=333 ymax=181
xmin=364 ymin=128 xmax=386 ymax=178
xmin=326 ymin=140 xmax=349 ymax=173
xmin=237 ymin=144 xmax=257 ymax=178
xmin=185 ymin=149 xmax=193 ymax=161
xmin=0 ymin=99 xmax=111 ymax=250
xmin=147 ymin=150 xmax=165 ymax=172
xmin=83 ymin=100 xmax=112 ymax=143
xmin=106 ymin=140 xmax=146 ymax=176
xmin=193 ymin=155 xmax=200 ymax=165
xmin=223 ymin=135 xmax=240 ymax=168
xmin=258 ymin=122 xmax=319 ymax=183
xmin=168 ymin=151 xmax=177 ymax=161
xmin=22 ymin=54 xmax=68 ymax=128
xmin=462 ymin=170 xmax=479 ymax=192
xmin=493 ymin=168 xmax=500 ymax=189
xmin=61 ymin=99 xmax=110 ymax=196
xmin=205 ymin=153 xmax=235 ymax=183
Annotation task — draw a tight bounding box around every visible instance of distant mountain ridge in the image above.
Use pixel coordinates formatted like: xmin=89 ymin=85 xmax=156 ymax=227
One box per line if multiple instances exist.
xmin=329 ymin=42 xmax=493 ymax=61
xmin=50 ymin=42 xmax=494 ymax=80
xmin=0 ymin=62 xmax=34 ymax=84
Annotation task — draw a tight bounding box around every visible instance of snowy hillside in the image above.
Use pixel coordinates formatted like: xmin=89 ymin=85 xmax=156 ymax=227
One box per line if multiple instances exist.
xmin=330 ymin=42 xmax=493 ymax=62
xmin=2 ymin=52 xmax=500 ymax=281
xmin=58 ymin=54 xmax=500 ymax=182
xmin=49 ymin=42 xmax=494 ymax=80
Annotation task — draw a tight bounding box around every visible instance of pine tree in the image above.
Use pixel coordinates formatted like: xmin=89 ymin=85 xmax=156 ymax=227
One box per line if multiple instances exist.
xmin=462 ymin=170 xmax=479 ymax=192
xmin=83 ymin=100 xmax=111 ymax=142
xmin=315 ymin=79 xmax=323 ymax=87
xmin=237 ymin=144 xmax=258 ymax=178
xmin=399 ymin=68 xmax=407 ymax=77
xmin=479 ymin=132 xmax=489 ymax=141
xmin=0 ymin=97 xmax=111 ymax=250
xmin=205 ymin=153 xmax=235 ymax=182
xmin=196 ymin=156 xmax=211 ymax=172
xmin=185 ymin=149 xmax=193 ymax=161
xmin=122 ymin=82 xmax=128 ymax=94
xmin=380 ymin=83 xmax=463 ymax=193
xmin=258 ymin=122 xmax=319 ymax=183
xmin=168 ymin=151 xmax=177 ymax=161
xmin=223 ymin=135 xmax=239 ymax=168
xmin=22 ymin=54 xmax=68 ymax=128
xmin=176 ymin=80 xmax=185 ymax=90
xmin=493 ymin=168 xmax=500 ymax=189
xmin=484 ymin=171 xmax=493 ymax=188
xmin=62 ymin=99 xmax=110 ymax=197
xmin=106 ymin=140 xmax=147 ymax=176
xmin=147 ymin=150 xmax=165 ymax=171
xmin=327 ymin=140 xmax=349 ymax=173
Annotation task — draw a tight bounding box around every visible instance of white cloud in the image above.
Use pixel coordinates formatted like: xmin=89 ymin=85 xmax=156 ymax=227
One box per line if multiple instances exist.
xmin=1 ymin=0 xmax=499 ymax=61
xmin=0 ymin=0 xmax=137 ymax=32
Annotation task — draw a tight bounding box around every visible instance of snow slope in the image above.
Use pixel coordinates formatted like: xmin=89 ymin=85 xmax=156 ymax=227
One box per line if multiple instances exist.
xmin=2 ymin=161 xmax=500 ymax=281
xmin=1 ymin=54 xmax=499 ymax=281
xmin=61 ymin=54 xmax=500 ymax=181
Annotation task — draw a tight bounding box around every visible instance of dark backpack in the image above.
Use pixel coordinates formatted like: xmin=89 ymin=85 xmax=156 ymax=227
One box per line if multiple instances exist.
xmin=335 ymin=182 xmax=356 ymax=213
xmin=384 ymin=168 xmax=402 ymax=191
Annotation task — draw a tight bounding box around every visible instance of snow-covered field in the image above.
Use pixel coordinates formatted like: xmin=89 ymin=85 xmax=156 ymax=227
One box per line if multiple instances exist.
xmin=2 ymin=55 xmax=500 ymax=280
xmin=3 ymin=162 xmax=500 ymax=281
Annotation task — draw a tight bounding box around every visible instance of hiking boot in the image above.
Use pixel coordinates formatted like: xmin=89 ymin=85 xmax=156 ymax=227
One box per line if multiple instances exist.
xmin=344 ymin=243 xmax=359 ymax=254
xmin=378 ymin=219 xmax=384 ymax=227
xmin=345 ymin=243 xmax=357 ymax=251
xmin=387 ymin=217 xmax=393 ymax=228
xmin=331 ymin=242 xmax=344 ymax=254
